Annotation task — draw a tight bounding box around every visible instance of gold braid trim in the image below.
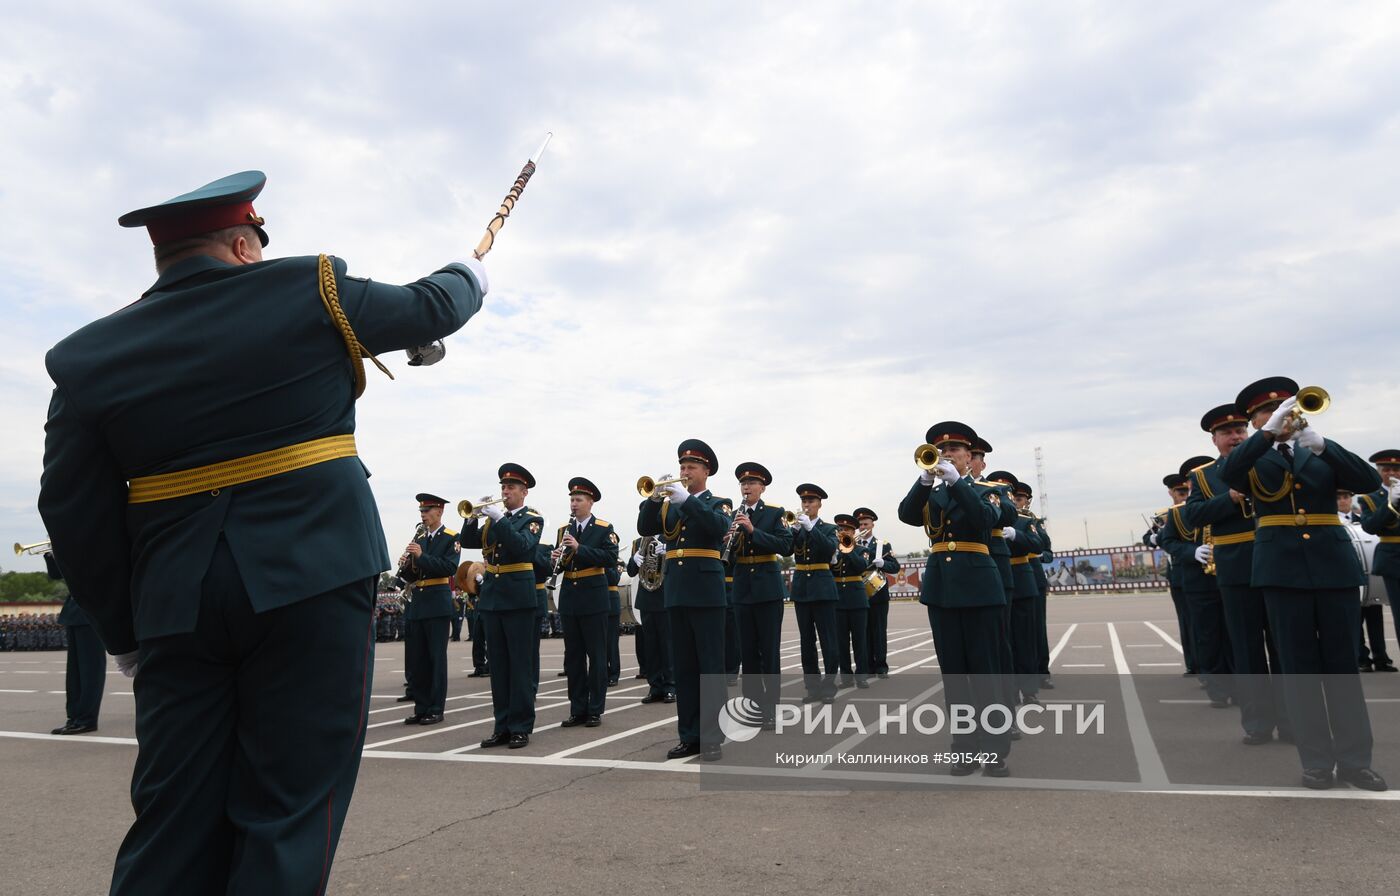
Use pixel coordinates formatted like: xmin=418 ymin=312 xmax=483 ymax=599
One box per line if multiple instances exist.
xmin=1248 ymin=467 xmax=1293 ymax=503
xmin=1170 ymin=506 xmax=1196 ymax=541
xmin=318 ymin=254 xmax=392 ymax=399
xmin=660 ymin=501 xmax=683 ymax=541
xmin=1193 ymin=467 xmax=1215 ymax=499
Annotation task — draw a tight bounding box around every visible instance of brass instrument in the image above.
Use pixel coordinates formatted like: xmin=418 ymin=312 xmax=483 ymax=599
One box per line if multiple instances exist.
xmin=833 ymin=529 xmax=857 ymax=563
xmin=1202 ymin=525 xmax=1216 ymax=576
xmin=13 ymin=540 xmax=51 ymax=556
xmin=1285 ymin=385 xmax=1330 ymax=432
xmin=783 ymin=510 xmax=801 ymax=527
xmin=458 ymin=495 xmax=505 ymax=519
xmin=915 ymin=443 xmax=941 ymax=471
xmin=637 ymin=535 xmax=666 ymax=591
xmin=636 ymin=474 xmax=687 ymax=500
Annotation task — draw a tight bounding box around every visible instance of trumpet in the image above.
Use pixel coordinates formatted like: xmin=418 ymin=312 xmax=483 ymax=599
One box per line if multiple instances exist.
xmin=915 ymin=443 xmax=941 ymax=471
xmin=836 ymin=530 xmax=857 ymax=554
xmin=1286 ymin=385 xmax=1330 ymax=432
xmin=13 ymin=540 xmax=51 ymax=556
xmin=458 ymin=495 xmax=505 ymax=519
xmin=783 ymin=510 xmax=800 ymax=527
xmin=637 ymin=474 xmax=687 ymax=500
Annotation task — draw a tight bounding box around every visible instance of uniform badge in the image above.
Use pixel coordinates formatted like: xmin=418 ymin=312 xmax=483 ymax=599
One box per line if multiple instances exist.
xmin=528 ymin=521 xmax=541 ymax=535
xmin=720 ymin=503 xmax=732 ymax=515
xmin=609 ymin=532 xmax=619 ymax=545
xmin=453 ymin=541 xmax=461 ymax=552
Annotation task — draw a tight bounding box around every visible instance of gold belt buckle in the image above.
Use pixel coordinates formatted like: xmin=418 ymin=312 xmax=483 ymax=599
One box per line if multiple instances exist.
xmin=947 ymin=541 xmax=957 ymax=551
xmin=1294 ymin=513 xmax=1308 ymax=526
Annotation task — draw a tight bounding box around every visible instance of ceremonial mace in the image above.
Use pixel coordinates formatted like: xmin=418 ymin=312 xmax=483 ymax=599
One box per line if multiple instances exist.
xmin=407 ymin=132 xmax=552 ymax=366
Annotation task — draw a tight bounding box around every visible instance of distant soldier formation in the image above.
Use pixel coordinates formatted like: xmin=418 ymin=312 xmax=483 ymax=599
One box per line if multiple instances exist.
xmin=0 ymin=612 xmax=67 ymax=651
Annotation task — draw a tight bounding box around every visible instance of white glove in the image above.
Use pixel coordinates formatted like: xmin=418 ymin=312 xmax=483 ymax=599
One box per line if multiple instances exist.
xmin=115 ymin=651 xmax=139 ymax=679
xmin=1262 ymin=396 xmax=1298 ymax=435
xmin=655 ymin=543 xmax=668 ymax=556
xmin=1003 ymin=527 xmax=1017 ymax=543
xmin=474 ymin=573 xmax=484 ymax=585
xmin=798 ymin=513 xmax=815 ymax=531
xmin=460 ymin=257 xmax=489 ymax=296
xmin=1388 ymin=479 xmax=1400 ymax=504
xmin=1295 ymin=426 xmax=1324 ymax=455
xmin=1194 ymin=544 xmax=1213 ymax=564
xmin=481 ymin=503 xmax=505 ymax=522
xmin=1148 ymin=532 xmax=1158 ymax=546
xmin=405 ymin=339 xmax=446 ymax=367
xmin=919 ymin=469 xmax=938 ymax=487
xmin=664 ymin=482 xmax=689 ymax=505
xmin=934 ymin=459 xmax=961 ymax=485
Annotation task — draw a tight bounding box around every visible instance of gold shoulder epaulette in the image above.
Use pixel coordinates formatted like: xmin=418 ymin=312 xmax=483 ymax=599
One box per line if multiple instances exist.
xmin=1189 ymin=460 xmax=1214 ymax=473
xmin=593 ymin=518 xmax=611 ymax=528
xmin=444 ymin=528 xmax=458 ymax=538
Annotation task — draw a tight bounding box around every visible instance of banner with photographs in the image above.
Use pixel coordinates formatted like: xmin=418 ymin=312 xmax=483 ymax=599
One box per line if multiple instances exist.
xmin=880 ymin=545 xmax=1168 ymax=597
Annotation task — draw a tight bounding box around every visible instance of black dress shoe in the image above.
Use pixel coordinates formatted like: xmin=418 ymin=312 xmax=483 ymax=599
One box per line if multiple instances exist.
xmin=633 ymin=672 xmax=647 ymax=679
xmin=982 ymin=759 xmax=1010 ymax=778
xmin=877 ymin=671 xmax=889 ymax=680
xmin=480 ymin=731 xmax=511 ymax=748
xmin=585 ymin=715 xmax=602 ymax=728
xmin=1376 ymin=661 xmax=1398 ymax=673
xmin=641 ymin=693 xmax=662 ymax=705
xmin=52 ymin=722 xmax=96 ymax=735
xmin=802 ymin=694 xmax=819 ymax=704
xmin=821 ymin=696 xmax=835 ymax=705
xmin=556 ymin=670 xmax=568 ymax=677
xmin=403 ymin=714 xmax=424 ymax=725
xmin=949 ymin=761 xmax=978 ymax=777
xmin=418 ymin=713 xmax=444 ymax=725
xmin=508 ymin=733 xmax=530 ymax=749
xmin=667 ymin=741 xmax=700 ymax=759
xmin=608 ymin=678 xmax=619 ymax=686
xmin=50 ymin=721 xmax=73 ymax=735
xmin=1241 ymin=732 xmax=1272 ymax=746
xmin=561 ymin=715 xmax=587 ymax=728
xmin=701 ymin=744 xmax=723 ymax=762
xmin=661 ymin=693 xmax=676 ymax=704
xmin=467 ymin=670 xmax=488 ymax=678
xmin=396 ymin=694 xmax=415 ymax=702
xmin=855 ymin=678 xmax=871 ymax=689
xmin=1301 ymin=768 xmax=1334 ymax=790
xmin=1337 ymin=767 xmax=1388 ymax=791
xmin=1359 ymin=662 xmax=1374 ymax=672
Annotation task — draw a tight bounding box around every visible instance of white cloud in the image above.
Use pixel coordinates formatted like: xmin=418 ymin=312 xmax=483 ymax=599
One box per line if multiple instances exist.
xmin=4 ymin=1 xmax=1400 ymax=571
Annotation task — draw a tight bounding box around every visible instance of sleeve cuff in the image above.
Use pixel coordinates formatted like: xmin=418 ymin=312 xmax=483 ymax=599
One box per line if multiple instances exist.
xmin=460 ymin=257 xmax=489 ymax=296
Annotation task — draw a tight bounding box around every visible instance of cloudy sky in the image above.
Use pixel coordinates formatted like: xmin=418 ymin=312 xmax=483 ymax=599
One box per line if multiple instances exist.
xmin=4 ymin=1 xmax=1399 ymax=572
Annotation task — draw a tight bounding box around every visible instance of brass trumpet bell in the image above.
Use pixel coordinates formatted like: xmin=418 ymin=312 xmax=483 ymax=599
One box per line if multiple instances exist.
xmin=636 ymin=474 xmax=687 ymax=499
xmin=458 ymin=496 xmax=505 ymax=519
xmin=13 ymin=540 xmax=51 ymax=556
xmin=915 ymin=443 xmax=941 ymax=471
xmin=836 ymin=531 xmax=857 ymax=553
xmin=1296 ymin=385 xmax=1330 ymax=415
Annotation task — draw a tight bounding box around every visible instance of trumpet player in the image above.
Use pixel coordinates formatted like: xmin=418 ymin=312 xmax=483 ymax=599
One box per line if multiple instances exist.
xmin=459 ymin=463 xmax=544 ymax=750
xmin=400 ymin=494 xmax=461 ymax=726
xmin=1146 ymin=473 xmax=1197 ymax=678
xmin=832 ymin=513 xmax=874 ymax=689
xmin=1220 ymin=377 xmax=1385 ymax=791
xmin=637 ymin=439 xmax=730 ymax=761
xmin=1182 ymin=404 xmax=1291 ymax=745
xmin=731 ymin=463 xmax=794 ymax=726
xmin=790 ymin=483 xmax=840 ymax=704
xmin=628 ymin=536 xmax=675 ymax=705
xmin=1159 ymin=456 xmax=1233 ymax=709
xmin=1359 ymin=450 xmax=1400 ymax=661
xmin=855 ymin=508 xmax=899 ymax=680
xmin=897 ymin=422 xmax=1010 ymax=777
xmin=1003 ymin=480 xmax=1046 ymax=704
xmin=554 ymin=477 xmax=619 ymax=728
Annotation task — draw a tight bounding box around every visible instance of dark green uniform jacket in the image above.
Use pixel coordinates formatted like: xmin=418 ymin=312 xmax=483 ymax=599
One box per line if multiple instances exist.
xmin=1158 ymin=505 xmax=1214 ymax=593
xmin=554 ymin=517 xmax=620 ymax=616
xmin=1358 ymin=489 xmax=1400 ymax=578
xmin=790 ymin=520 xmax=839 ymax=603
xmin=402 ymin=525 xmax=461 ymax=620
xmin=1219 ymin=431 xmax=1380 ymax=589
xmin=460 ymin=507 xmax=545 ymax=611
xmin=38 ymin=254 xmax=483 ymax=654
xmin=897 ymin=477 xmax=1004 ymax=609
xmin=1007 ymin=513 xmax=1046 ymax=599
xmin=833 ymin=543 xmax=875 ymax=610
xmin=1180 ymin=458 xmax=1256 ymax=588
xmin=637 ymin=491 xmax=730 ymax=609
xmin=626 ymin=537 xmax=666 ymax=613
xmin=729 ymin=500 xmax=794 ymax=604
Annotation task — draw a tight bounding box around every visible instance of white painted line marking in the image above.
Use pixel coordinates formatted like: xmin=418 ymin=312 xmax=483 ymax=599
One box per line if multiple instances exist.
xmin=1138 ymin=663 xmax=1181 ymax=667
xmin=0 ymin=689 xmax=37 ymax=694
xmin=1143 ymin=621 xmax=1184 ymax=654
xmin=1048 ymin=624 xmax=1078 ymax=666
xmin=1107 ymin=622 xmax=1169 ymax=787
xmin=1062 ymin=663 xmax=1106 ymax=668
xmin=543 ymin=717 xmax=675 ymax=759
xmin=1071 ymin=645 xmax=1104 ymax=649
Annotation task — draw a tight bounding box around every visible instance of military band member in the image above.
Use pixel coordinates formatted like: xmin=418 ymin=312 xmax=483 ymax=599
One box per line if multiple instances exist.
xmin=1004 ymin=480 xmax=1047 ymax=704
xmin=401 ymin=494 xmax=462 ymax=725
xmin=726 ymin=463 xmax=793 ymax=726
xmin=1181 ymin=404 xmax=1291 ymax=743
xmin=1359 ymin=449 xmax=1400 ymax=657
xmin=532 ymin=542 xmax=552 ymax=690
xmin=832 ymin=513 xmax=875 ymax=689
xmin=790 ymin=483 xmax=841 ymax=704
xmin=855 ymin=508 xmax=898 ymax=680
xmin=460 ymin=464 xmax=545 ymax=749
xmin=468 ymin=581 xmax=490 ymax=677
xmin=1220 ymin=377 xmax=1385 ymax=790
xmin=1016 ymin=484 xmax=1056 ymax=690
xmin=607 ymin=561 xmax=624 ymax=686
xmin=48 ymin=550 xmax=107 ymax=736
xmin=637 ymin=439 xmax=730 ymax=760
xmin=1342 ymin=490 xmax=1393 ymax=672
xmin=1160 ymin=456 xmax=1233 ymax=708
xmin=898 ymin=422 xmax=1011 ymax=777
xmin=1147 ymin=473 xmax=1198 ymax=677
xmin=38 ymin=170 xmax=487 ymax=893
xmin=554 ymin=477 xmax=619 ymax=728
xmin=982 ymin=469 xmax=1024 ymax=715
xmin=628 ymin=537 xmax=676 ymax=705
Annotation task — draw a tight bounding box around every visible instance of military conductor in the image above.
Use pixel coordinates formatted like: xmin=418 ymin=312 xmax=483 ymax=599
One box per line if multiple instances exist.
xmin=38 ymin=171 xmax=487 ymax=894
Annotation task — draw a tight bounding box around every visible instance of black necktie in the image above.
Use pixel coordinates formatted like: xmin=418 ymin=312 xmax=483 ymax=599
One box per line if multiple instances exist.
xmin=1278 ymin=442 xmax=1294 ymax=463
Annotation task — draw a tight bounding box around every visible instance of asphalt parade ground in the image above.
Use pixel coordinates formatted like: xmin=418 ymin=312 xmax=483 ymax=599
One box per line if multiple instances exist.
xmin=3 ymin=593 xmax=1398 ymax=894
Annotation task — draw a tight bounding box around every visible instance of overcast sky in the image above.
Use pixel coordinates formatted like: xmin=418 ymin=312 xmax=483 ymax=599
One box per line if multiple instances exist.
xmin=4 ymin=1 xmax=1399 ymax=572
